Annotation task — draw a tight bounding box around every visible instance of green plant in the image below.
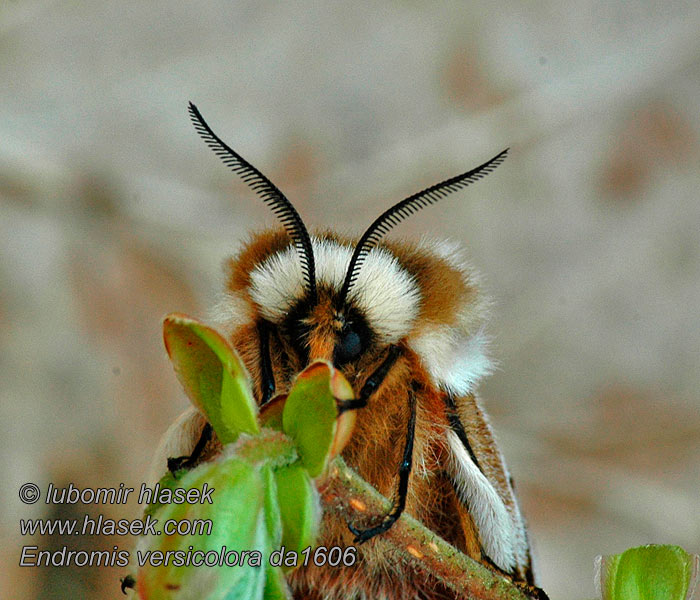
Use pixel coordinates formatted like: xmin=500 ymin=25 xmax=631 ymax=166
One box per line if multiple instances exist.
xmin=127 ymin=314 xmax=539 ymax=600
xmin=597 ymin=544 xmax=699 ymax=600
xmin=133 ymin=314 xmax=355 ymax=599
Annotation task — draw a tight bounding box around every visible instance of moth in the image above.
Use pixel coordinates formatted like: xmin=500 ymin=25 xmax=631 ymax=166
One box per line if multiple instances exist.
xmin=148 ymin=102 xmax=541 ymax=600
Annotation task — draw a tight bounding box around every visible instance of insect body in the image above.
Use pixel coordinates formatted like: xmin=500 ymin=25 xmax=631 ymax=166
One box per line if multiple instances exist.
xmin=153 ymin=103 xmax=537 ymax=600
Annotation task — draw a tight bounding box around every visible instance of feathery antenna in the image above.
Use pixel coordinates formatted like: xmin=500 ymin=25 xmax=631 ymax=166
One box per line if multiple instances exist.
xmin=339 ymin=148 xmax=508 ymax=304
xmin=188 ymin=102 xmax=317 ymax=301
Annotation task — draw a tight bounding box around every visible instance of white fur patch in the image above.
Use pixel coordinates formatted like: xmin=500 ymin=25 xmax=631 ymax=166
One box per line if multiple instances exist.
xmin=248 ymin=238 xmax=420 ymax=343
xmin=408 ymin=236 xmax=493 ymax=394
xmin=208 ymin=292 xmax=254 ymax=335
xmin=147 ymin=407 xmax=207 ymax=486
xmin=416 ymin=236 xmax=467 ymax=270
xmin=409 ymin=326 xmax=493 ymax=396
xmin=447 ymin=430 xmax=517 ymax=573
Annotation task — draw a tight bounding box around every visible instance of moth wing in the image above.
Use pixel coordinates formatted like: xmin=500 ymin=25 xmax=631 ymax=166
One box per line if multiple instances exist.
xmin=146 ymin=407 xmax=208 ymax=486
xmin=446 ymin=392 xmax=533 ymax=583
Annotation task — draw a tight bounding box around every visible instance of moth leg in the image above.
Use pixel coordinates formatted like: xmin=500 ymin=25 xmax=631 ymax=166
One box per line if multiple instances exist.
xmin=337 ymin=345 xmax=401 ymax=414
xmin=167 ymin=422 xmax=212 ymax=473
xmin=349 ymin=384 xmax=416 ymax=543
xmin=444 ymin=393 xmax=484 ymax=474
xmin=258 ymin=320 xmax=276 ymax=406
xmin=120 ymin=574 xmax=135 ymax=594
xmin=335 ymin=398 xmax=367 ymax=414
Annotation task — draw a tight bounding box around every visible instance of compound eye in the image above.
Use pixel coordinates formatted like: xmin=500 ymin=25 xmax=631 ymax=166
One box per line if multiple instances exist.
xmin=334 ymin=326 xmax=363 ymax=365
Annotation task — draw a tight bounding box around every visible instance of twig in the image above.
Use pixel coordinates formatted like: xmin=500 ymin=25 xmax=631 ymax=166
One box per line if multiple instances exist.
xmin=318 ymin=457 xmax=532 ymax=600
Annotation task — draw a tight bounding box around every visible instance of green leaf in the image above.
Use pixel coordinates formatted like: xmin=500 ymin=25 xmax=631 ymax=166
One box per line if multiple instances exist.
xmin=601 ymin=544 xmax=698 ymax=600
xmin=137 ymin=456 xmax=269 ymax=600
xmin=163 ymin=313 xmax=259 ymax=444
xmin=282 ymin=361 xmax=355 ymax=478
xmin=142 ymin=469 xmax=184 ymax=519
xmin=231 ymin=429 xmax=297 ymax=468
xmin=136 ymin=428 xmax=313 ymax=599
xmin=263 ymin=562 xmax=292 ymax=600
xmin=273 ymin=463 xmax=319 ymax=571
xmin=261 ymin=464 xmax=282 ymax=547
xmin=258 ymin=394 xmax=286 ymax=431
xmin=259 ymin=465 xmax=292 ymax=598
xmin=143 ymin=334 xmax=358 ymax=597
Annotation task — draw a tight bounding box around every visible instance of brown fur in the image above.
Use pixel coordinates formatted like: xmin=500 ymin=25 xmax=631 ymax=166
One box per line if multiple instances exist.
xmin=389 ymin=239 xmax=477 ymax=328
xmin=214 ymin=230 xmax=525 ymax=598
xmin=225 ymin=229 xmax=478 ymax=329
xmin=153 ymin=229 xmax=531 ymax=599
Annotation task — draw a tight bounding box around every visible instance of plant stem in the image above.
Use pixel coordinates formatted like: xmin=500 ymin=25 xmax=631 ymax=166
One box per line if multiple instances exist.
xmin=318 ymin=457 xmax=532 ymax=600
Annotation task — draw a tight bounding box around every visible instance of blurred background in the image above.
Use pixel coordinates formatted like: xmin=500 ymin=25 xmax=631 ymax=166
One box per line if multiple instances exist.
xmin=1 ymin=1 xmax=699 ymax=598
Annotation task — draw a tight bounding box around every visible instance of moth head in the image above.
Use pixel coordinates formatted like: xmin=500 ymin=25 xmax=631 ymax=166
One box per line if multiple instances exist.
xmin=190 ymin=103 xmax=505 ymax=390
xmin=240 ymin=231 xmax=421 ymax=371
